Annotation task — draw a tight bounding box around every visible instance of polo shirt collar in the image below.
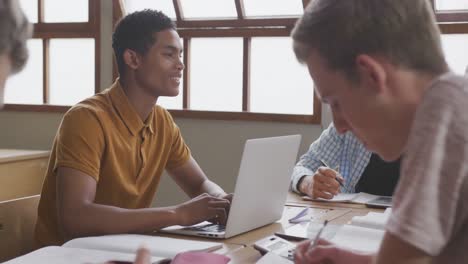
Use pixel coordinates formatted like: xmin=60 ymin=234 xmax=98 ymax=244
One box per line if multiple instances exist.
xmin=109 ymin=79 xmax=155 ymax=136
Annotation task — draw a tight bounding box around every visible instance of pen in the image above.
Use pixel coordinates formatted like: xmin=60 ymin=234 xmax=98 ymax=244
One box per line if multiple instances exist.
xmin=319 ymin=159 xmax=344 ymax=187
xmin=288 ymin=207 xmax=309 ymax=223
xmin=308 ymin=220 xmax=329 ymax=250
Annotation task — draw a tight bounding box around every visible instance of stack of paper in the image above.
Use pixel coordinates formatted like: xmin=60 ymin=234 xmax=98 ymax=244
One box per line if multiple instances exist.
xmin=303 ymin=192 xmax=380 ymax=204
xmin=350 ymin=208 xmax=392 ymax=230
xmin=330 ymin=225 xmax=385 ymax=253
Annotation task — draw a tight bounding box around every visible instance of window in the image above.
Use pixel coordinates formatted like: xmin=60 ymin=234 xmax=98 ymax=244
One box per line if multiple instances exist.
xmin=120 ymin=0 xmax=320 ymax=123
xmin=250 ymin=37 xmax=314 ymax=115
xmin=435 ymin=0 xmax=468 ymax=11
xmin=43 ymin=0 xmax=89 ymax=23
xmin=124 ymin=0 xmax=176 ymax=19
xmin=49 ymin=39 xmax=95 ymax=105
xmin=433 ymin=0 xmax=468 ymax=76
xmin=180 ymin=0 xmax=237 ymax=19
xmin=189 ymin=38 xmax=243 ymax=112
xmin=441 ymin=34 xmax=468 ymax=75
xmin=4 ymin=0 xmax=100 ymax=111
xmin=5 ymin=39 xmax=43 ymax=104
xmin=243 ymin=0 xmax=304 ymax=17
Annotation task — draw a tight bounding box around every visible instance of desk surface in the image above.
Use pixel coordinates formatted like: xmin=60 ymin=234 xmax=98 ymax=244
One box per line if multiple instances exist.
xmin=0 ymin=149 xmax=49 ymax=164
xmin=7 ymin=192 xmax=383 ymax=264
xmin=161 ymin=192 xmax=385 ymax=263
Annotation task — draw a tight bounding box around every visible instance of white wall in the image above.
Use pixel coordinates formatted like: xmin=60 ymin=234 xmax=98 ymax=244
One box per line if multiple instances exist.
xmin=0 ymin=0 xmax=329 ymax=207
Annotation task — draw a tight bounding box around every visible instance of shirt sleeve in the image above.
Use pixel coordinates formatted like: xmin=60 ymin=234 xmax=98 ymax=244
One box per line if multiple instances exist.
xmin=164 ymin=110 xmax=191 ymax=169
xmin=386 ymin=86 xmax=468 ymax=255
xmin=54 ymin=106 xmax=105 ymax=181
xmin=291 ymin=123 xmax=345 ymax=193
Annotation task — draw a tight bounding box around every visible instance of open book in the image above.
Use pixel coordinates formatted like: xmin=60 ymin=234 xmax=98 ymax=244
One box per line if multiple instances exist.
xmin=302 ymin=192 xmax=393 ymax=208
xmin=304 ymin=208 xmax=391 ymax=253
xmin=5 ymin=234 xmax=222 ymax=264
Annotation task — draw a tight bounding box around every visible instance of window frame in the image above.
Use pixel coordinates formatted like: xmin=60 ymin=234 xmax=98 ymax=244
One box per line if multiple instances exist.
xmin=3 ymin=0 xmax=101 ymax=113
xmin=6 ymin=0 xmax=467 ymax=124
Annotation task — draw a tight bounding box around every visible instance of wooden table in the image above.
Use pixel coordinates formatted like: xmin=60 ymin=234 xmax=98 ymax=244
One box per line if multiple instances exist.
xmin=0 ymin=149 xmax=49 ymax=261
xmin=0 ymin=149 xmax=50 ymax=201
xmin=159 ymin=192 xmax=385 ymax=263
xmin=222 ymin=192 xmax=386 ymax=263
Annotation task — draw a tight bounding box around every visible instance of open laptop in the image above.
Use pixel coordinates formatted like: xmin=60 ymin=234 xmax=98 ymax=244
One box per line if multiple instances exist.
xmin=161 ymin=134 xmax=301 ymax=239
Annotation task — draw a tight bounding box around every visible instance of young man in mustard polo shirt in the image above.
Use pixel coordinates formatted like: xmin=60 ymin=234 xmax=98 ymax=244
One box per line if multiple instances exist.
xmin=35 ymin=10 xmax=231 ymax=247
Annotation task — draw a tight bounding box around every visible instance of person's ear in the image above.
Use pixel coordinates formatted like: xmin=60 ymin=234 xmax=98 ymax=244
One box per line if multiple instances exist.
xmin=123 ymin=49 xmax=140 ymax=71
xmin=355 ymin=54 xmax=386 ymax=93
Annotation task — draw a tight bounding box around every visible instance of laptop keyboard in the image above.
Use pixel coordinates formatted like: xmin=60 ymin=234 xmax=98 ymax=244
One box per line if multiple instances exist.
xmin=185 ymin=223 xmax=226 ymax=232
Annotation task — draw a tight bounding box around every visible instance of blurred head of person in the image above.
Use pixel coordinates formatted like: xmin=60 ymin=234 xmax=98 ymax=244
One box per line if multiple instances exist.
xmin=0 ymin=0 xmax=32 ymax=107
xmin=292 ymin=0 xmax=447 ymax=161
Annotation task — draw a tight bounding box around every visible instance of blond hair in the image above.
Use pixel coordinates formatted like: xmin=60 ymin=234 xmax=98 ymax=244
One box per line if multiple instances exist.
xmin=0 ymin=0 xmax=32 ymax=73
xmin=292 ymin=0 xmax=448 ymax=80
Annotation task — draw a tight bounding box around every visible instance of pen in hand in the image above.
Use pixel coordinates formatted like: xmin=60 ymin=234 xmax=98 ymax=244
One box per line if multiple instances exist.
xmin=319 ymin=159 xmax=344 ymax=188
xmin=308 ymin=220 xmax=329 ymax=250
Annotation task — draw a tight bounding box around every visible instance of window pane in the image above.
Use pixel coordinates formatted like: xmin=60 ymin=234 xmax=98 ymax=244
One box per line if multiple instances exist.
xmin=435 ymin=0 xmax=468 ymax=11
xmin=44 ymin=0 xmax=88 ymax=23
xmin=190 ymin=38 xmax=243 ymax=112
xmin=180 ymin=0 xmax=237 ymax=19
xmin=441 ymin=34 xmax=468 ymax=75
xmin=244 ymin=0 xmax=304 ymax=17
xmin=124 ymin=0 xmax=176 ymax=19
xmin=19 ymin=0 xmax=38 ymax=23
xmin=250 ymin=37 xmax=314 ymax=115
xmin=49 ymin=39 xmax=95 ymax=105
xmin=5 ymin=39 xmax=43 ymax=104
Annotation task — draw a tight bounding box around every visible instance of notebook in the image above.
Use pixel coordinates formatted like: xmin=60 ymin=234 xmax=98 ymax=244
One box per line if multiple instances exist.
xmin=62 ymin=234 xmax=222 ymax=258
xmin=305 ymin=208 xmax=391 ymax=253
xmin=4 ymin=246 xmax=167 ymax=264
xmin=5 ymin=235 xmax=222 ymax=264
xmin=302 ymin=192 xmax=393 ymax=208
xmin=162 ymin=135 xmax=301 ymax=239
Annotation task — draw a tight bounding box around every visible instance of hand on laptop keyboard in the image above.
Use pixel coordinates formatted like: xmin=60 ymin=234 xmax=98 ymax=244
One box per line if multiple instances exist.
xmin=175 ymin=193 xmax=231 ymax=226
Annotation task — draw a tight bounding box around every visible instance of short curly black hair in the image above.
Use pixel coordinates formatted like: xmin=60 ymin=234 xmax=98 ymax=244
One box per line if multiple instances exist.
xmin=112 ymin=9 xmax=176 ymax=77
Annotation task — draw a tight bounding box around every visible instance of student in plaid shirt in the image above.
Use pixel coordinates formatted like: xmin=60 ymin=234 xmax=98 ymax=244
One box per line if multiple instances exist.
xmin=291 ymin=123 xmax=400 ymax=199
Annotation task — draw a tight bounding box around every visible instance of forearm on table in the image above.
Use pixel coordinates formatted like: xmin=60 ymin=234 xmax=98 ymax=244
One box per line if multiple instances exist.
xmin=59 ymin=202 xmax=180 ymax=240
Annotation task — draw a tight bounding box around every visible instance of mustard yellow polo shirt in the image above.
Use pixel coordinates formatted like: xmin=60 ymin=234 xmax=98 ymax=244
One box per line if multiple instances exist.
xmin=35 ymin=79 xmax=191 ymax=247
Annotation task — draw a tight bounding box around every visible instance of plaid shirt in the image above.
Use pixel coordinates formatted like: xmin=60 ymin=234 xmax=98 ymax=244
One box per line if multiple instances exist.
xmin=291 ymin=123 xmax=372 ymax=194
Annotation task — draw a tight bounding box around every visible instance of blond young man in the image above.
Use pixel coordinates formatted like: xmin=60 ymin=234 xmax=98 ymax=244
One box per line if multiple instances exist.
xmin=291 ymin=0 xmax=468 ymax=263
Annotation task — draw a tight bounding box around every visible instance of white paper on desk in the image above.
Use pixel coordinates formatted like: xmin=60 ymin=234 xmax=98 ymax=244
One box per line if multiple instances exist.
xmin=331 ymin=225 xmax=385 ymax=253
xmin=3 ymin=246 xmax=167 ymax=264
xmin=256 ymin=252 xmax=293 ymax=264
xmin=302 ymin=192 xmax=380 ymax=204
xmin=350 ymin=208 xmax=392 ymax=230
xmin=63 ymin=234 xmax=222 ymax=259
